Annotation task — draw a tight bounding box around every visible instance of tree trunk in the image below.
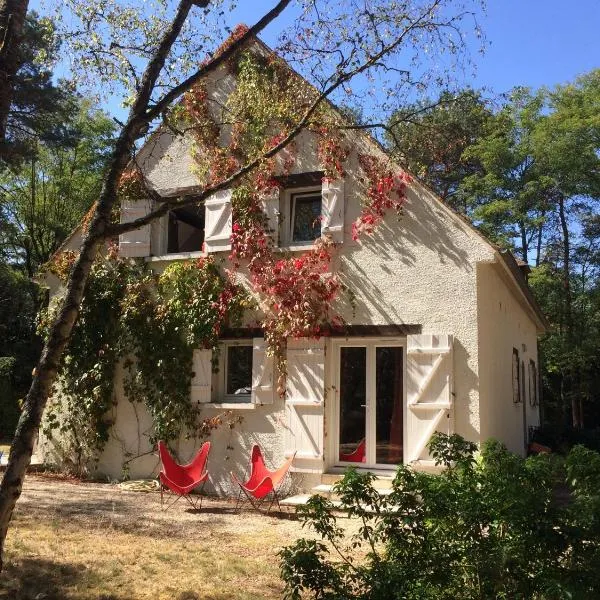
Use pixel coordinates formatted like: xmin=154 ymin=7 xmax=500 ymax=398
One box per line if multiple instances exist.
xmin=557 ymin=194 xmax=581 ymax=429
xmin=0 ymin=0 xmax=198 ymax=571
xmin=0 ymin=0 xmax=29 ymax=142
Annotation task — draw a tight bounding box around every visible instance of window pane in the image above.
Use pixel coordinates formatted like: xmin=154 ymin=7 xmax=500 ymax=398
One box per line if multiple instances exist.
xmin=339 ymin=347 xmax=366 ymax=463
xmin=292 ymin=194 xmax=321 ymax=242
xmin=375 ymin=347 xmax=403 ymax=464
xmin=227 ymin=345 xmax=252 ymax=395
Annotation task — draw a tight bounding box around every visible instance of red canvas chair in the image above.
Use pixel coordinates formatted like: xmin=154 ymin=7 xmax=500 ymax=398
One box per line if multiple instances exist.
xmin=158 ymin=440 xmax=210 ymax=510
xmin=231 ymin=445 xmax=296 ymax=512
xmin=339 ymin=438 xmax=366 ymax=463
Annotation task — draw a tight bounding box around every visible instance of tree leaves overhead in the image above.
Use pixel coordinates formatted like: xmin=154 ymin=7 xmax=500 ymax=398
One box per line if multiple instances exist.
xmin=2 ymin=12 xmax=80 ymax=162
xmin=386 ymin=89 xmax=492 ymax=208
xmin=0 ymin=101 xmax=116 ymax=276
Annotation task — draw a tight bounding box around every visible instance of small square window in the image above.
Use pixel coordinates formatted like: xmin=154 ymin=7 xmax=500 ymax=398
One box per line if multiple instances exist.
xmin=291 ymin=191 xmax=321 ymax=243
xmin=226 ymin=344 xmax=253 ymax=398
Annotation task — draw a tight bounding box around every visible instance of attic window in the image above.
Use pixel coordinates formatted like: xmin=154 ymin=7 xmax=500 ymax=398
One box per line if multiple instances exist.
xmin=291 ymin=191 xmax=322 ymax=242
xmin=167 ymin=204 xmax=204 ymax=253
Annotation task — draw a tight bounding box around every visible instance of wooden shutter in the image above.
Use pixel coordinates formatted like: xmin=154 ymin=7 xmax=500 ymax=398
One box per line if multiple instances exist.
xmin=118 ymin=199 xmax=151 ymax=257
xmin=261 ymin=188 xmax=280 ymax=245
xmin=321 ymin=179 xmax=344 ymax=243
xmin=204 ymin=189 xmax=232 ymax=252
xmin=405 ymin=334 xmax=454 ymax=466
xmin=251 ymin=338 xmax=275 ymax=405
xmin=191 ymin=349 xmax=212 ymax=403
xmin=284 ymin=338 xmax=326 ymax=472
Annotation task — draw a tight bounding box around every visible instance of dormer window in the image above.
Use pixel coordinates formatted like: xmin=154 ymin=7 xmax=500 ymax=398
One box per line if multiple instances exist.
xmin=290 ymin=189 xmax=322 ymax=243
xmin=166 ymin=205 xmax=204 ymax=253
xmin=276 ymin=171 xmax=345 ymax=247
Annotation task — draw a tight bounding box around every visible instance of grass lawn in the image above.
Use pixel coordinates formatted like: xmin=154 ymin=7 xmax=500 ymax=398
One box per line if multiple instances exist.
xmin=0 ymin=474 xmax=340 ymax=600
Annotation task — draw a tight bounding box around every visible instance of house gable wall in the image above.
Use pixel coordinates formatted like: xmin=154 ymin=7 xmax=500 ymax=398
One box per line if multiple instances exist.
xmin=40 ymin=51 xmax=543 ymax=488
xmin=477 ymin=261 xmax=540 ymax=455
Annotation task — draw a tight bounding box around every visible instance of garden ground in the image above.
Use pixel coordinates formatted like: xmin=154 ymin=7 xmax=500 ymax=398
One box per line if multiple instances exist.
xmin=0 ymin=474 xmax=344 ymax=600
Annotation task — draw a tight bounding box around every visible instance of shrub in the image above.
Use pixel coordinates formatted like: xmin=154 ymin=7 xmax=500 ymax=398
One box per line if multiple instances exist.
xmin=280 ymin=433 xmax=600 ymax=599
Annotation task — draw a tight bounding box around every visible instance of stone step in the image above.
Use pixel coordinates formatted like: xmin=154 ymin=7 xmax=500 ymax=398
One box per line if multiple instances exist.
xmin=281 ymin=493 xmax=399 ymax=513
xmin=280 ymin=494 xmax=312 ymax=507
xmin=311 ymin=483 xmax=393 ymax=499
xmin=320 ymin=473 xmax=394 ymax=490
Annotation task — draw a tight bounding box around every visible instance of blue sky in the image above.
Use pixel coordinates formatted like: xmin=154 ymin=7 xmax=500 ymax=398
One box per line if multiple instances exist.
xmin=31 ymin=0 xmax=599 ymax=115
xmin=227 ymin=0 xmax=599 ymax=95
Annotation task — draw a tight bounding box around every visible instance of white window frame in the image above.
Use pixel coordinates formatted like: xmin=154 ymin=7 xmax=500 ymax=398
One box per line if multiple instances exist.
xmin=214 ymin=340 xmax=253 ymax=404
xmin=280 ymin=185 xmax=322 ymax=247
xmin=329 ymin=337 xmax=407 ymax=471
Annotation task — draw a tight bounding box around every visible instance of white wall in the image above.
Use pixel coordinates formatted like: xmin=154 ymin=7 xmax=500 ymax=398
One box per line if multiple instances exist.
xmin=40 ymin=51 xmax=543 ymax=488
xmin=477 ymin=262 xmax=541 ymax=455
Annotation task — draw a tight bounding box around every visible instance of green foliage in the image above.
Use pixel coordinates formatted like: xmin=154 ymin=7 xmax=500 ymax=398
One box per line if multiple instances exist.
xmin=0 ymin=357 xmax=20 ymax=440
xmin=120 ymin=258 xmax=249 ymax=444
xmin=386 ymin=90 xmax=492 ymax=209
xmin=0 ymin=264 xmax=40 ymax=438
xmin=1 ymin=100 xmax=116 ymax=275
xmin=3 ymin=12 xmax=80 ymax=162
xmin=281 ymin=433 xmax=600 ymax=599
xmin=42 ymin=252 xmax=248 ymax=473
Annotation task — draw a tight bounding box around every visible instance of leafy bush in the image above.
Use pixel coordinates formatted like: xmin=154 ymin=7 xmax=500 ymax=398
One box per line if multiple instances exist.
xmin=0 ymin=357 xmax=20 ymax=439
xmin=280 ymin=433 xmax=600 ymax=599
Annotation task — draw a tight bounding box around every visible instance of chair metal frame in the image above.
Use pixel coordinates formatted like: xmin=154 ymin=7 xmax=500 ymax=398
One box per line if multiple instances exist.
xmin=158 ymin=440 xmax=210 ymax=511
xmin=231 ymin=445 xmax=296 ymax=513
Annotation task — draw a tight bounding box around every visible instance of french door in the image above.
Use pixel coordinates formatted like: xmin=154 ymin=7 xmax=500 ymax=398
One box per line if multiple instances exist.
xmin=333 ymin=340 xmax=405 ymax=469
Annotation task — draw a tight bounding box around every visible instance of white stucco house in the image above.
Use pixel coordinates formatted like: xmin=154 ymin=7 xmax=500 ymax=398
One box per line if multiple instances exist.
xmin=40 ymin=39 xmax=546 ymax=496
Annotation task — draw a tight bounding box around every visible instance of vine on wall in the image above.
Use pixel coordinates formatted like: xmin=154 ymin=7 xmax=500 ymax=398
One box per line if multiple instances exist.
xmin=44 ymin=33 xmax=411 ymax=471
xmin=42 ymin=245 xmax=248 ymax=473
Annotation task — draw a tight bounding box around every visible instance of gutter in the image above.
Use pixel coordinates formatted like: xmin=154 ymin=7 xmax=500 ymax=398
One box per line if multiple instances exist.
xmin=494 ymin=249 xmax=549 ymax=334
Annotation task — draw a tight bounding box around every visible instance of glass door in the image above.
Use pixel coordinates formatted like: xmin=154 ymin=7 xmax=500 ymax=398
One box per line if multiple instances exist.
xmin=336 ymin=342 xmax=404 ymax=468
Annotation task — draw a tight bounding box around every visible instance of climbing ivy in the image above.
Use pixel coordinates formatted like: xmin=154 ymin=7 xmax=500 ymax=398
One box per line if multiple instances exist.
xmin=43 ymin=34 xmax=411 ymax=472
xmin=42 ymin=246 xmax=248 ymax=473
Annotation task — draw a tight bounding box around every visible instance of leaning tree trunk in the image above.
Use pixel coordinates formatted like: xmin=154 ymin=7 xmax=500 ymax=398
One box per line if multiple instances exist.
xmin=0 ymin=0 xmax=199 ymax=571
xmin=0 ymin=0 xmax=295 ymax=570
xmin=0 ymin=0 xmax=29 ymax=142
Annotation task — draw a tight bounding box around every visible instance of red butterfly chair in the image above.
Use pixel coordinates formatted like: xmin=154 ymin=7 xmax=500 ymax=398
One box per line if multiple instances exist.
xmin=158 ymin=440 xmax=210 ymax=510
xmin=231 ymin=445 xmax=296 ymax=512
xmin=339 ymin=438 xmax=366 ymax=463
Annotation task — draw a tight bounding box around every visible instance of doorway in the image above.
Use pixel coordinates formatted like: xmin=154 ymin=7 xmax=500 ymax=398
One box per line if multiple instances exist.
xmin=333 ymin=340 xmax=405 ymax=469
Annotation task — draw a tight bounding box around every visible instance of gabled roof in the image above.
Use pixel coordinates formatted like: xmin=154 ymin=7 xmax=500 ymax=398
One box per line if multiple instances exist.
xmin=47 ymin=28 xmax=548 ymax=332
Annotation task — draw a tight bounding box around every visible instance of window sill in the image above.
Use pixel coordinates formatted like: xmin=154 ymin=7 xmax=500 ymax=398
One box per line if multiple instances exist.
xmin=146 ymin=251 xmax=206 ymax=262
xmin=205 ymin=402 xmax=256 ymax=410
xmin=276 ymin=243 xmax=318 ymax=252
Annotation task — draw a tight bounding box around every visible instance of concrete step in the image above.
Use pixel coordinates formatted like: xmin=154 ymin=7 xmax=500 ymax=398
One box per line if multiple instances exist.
xmin=320 ymin=473 xmax=394 ymax=490
xmin=281 ymin=493 xmax=399 ymax=513
xmin=310 ymin=483 xmax=393 ymax=500
xmin=280 ymin=494 xmax=312 ymax=507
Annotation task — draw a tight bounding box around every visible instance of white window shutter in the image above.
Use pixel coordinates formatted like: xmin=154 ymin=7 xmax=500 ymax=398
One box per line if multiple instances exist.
xmin=405 ymin=334 xmax=454 ymax=466
xmin=261 ymin=188 xmax=280 ymax=245
xmin=321 ymin=179 xmax=344 ymax=243
xmin=204 ymin=189 xmax=232 ymax=252
xmin=118 ymin=199 xmax=152 ymax=257
xmin=284 ymin=338 xmax=326 ymax=472
xmin=251 ymin=338 xmax=275 ymax=405
xmin=191 ymin=349 xmax=212 ymax=403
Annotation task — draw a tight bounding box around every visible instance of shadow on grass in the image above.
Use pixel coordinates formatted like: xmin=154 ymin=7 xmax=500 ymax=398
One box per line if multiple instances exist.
xmin=185 ymin=505 xmax=300 ymax=521
xmin=0 ymin=556 xmax=119 ymax=600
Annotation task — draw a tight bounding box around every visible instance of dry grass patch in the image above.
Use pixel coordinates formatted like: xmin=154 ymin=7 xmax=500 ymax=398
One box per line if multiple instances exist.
xmin=0 ymin=475 xmax=335 ymax=600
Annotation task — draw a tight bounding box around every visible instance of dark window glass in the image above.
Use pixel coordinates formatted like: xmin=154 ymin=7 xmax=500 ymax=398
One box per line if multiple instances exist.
xmin=375 ymin=347 xmax=403 ymax=464
xmin=339 ymin=347 xmax=366 ymax=462
xmin=292 ymin=193 xmax=321 ymax=242
xmin=226 ymin=345 xmax=253 ymax=396
xmin=512 ymin=348 xmax=520 ymax=403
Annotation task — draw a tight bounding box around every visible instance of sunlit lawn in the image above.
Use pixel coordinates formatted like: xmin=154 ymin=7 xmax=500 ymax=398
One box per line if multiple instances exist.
xmin=0 ymin=475 xmax=325 ymax=600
